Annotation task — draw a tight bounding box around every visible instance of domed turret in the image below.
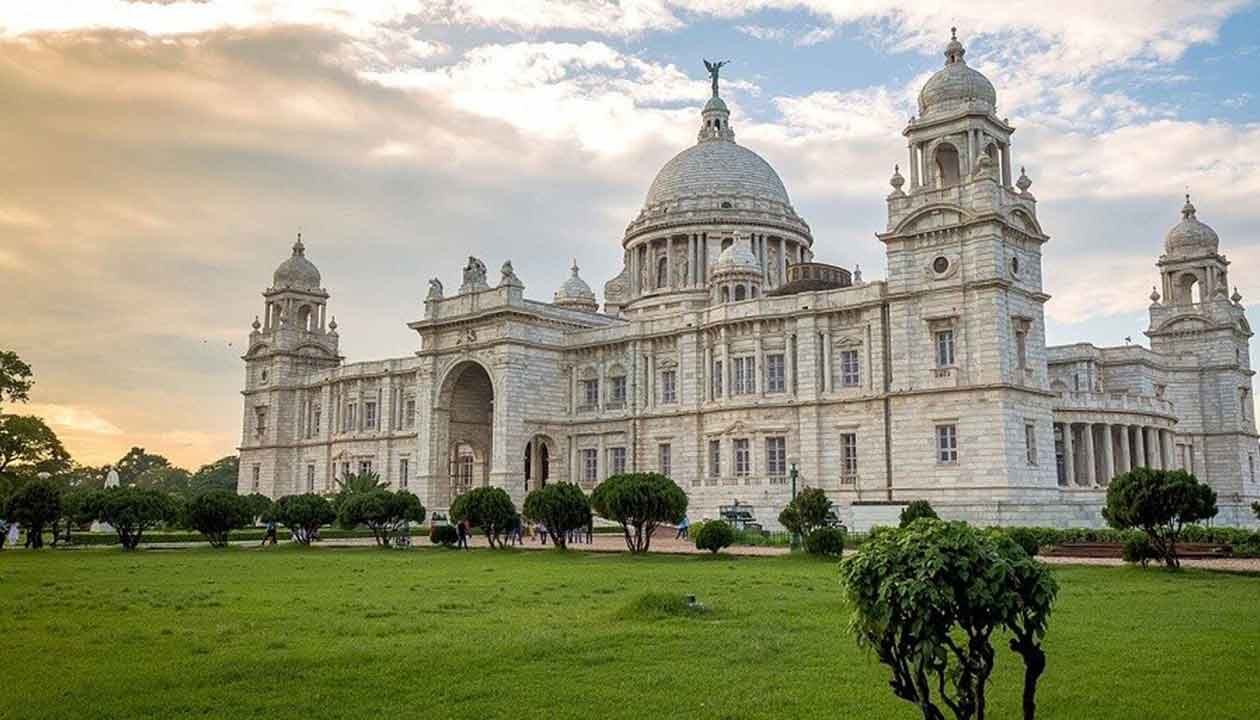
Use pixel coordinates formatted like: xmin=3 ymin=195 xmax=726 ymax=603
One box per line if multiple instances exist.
xmin=554 ymin=259 xmax=599 ymax=313
xmin=1164 ymin=194 xmax=1220 ymax=258
xmin=273 ymin=234 xmax=321 ymax=290
xmin=711 ymin=237 xmax=763 ymax=303
xmin=918 ymin=28 xmax=997 ymax=119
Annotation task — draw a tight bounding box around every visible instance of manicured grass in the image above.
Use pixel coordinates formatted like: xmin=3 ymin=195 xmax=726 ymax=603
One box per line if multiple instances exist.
xmin=1 ymin=548 xmax=1257 ymax=719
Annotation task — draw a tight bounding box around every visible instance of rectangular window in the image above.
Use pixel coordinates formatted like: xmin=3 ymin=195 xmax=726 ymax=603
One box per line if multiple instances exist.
xmin=712 ymin=360 xmax=723 ymax=398
xmin=610 ymin=376 xmax=627 ymax=404
xmin=709 ymin=440 xmax=721 ymax=478
xmin=766 ymin=353 xmax=785 ymax=394
xmin=1025 ymin=423 xmax=1037 ymax=465
xmin=936 ymin=424 xmax=959 ymax=464
xmin=1016 ymin=331 xmax=1028 ymax=370
xmin=580 ymin=379 xmax=599 ymax=409
xmin=660 ymin=370 xmax=677 ymax=404
xmin=840 ymin=349 xmax=860 ymax=387
xmin=840 ymin=433 xmax=857 ymax=482
xmin=252 ymin=465 xmax=260 ymax=491
xmin=733 ymin=356 xmax=754 ymax=395
xmin=312 ymin=404 xmax=321 ymax=435
xmin=581 ymin=448 xmax=598 ymax=484
xmin=766 ymin=437 xmax=786 ymax=477
xmin=608 ymin=446 xmax=627 ymax=475
xmin=254 ymin=407 xmax=267 ymax=437
xmin=935 ymin=330 xmax=955 ymax=368
xmin=658 ymin=443 xmax=671 ymax=477
xmin=340 ymin=462 xmax=351 ymax=479
xmin=404 ymin=399 xmax=416 ymax=428
xmin=358 ymin=460 xmax=373 ymax=475
xmin=345 ymin=402 xmax=356 ymax=432
xmin=306 ymin=464 xmax=315 ymax=492
xmin=364 ymin=401 xmax=377 ymax=430
xmin=399 ymin=458 xmax=409 ymax=489
xmin=734 ymin=438 xmax=751 ymax=476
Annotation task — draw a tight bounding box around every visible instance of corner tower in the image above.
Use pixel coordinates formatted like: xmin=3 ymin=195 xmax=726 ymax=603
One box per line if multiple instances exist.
xmin=1147 ymin=197 xmax=1258 ymax=523
xmin=238 ymin=234 xmax=342 ymax=495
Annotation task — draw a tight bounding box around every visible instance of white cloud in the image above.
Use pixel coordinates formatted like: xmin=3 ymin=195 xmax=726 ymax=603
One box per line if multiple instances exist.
xmin=25 ymin=403 xmax=123 ymax=436
xmin=794 ymin=26 xmax=833 ymax=47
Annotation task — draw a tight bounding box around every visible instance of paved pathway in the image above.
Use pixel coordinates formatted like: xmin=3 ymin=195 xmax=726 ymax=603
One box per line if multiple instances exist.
xmin=1037 ymin=555 xmax=1260 ymax=573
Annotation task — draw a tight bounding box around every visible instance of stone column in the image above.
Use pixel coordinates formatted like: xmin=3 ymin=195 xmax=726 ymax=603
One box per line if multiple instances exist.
xmin=755 ymin=328 xmax=765 ymax=397
xmin=1100 ymin=423 xmax=1115 ymax=485
xmin=665 ymin=237 xmax=673 ymax=290
xmin=1083 ymin=422 xmax=1097 ymax=486
xmin=822 ymin=329 xmax=833 ymax=394
xmin=720 ymin=327 xmax=730 ymax=399
xmin=1062 ymin=423 xmax=1076 ymax=487
xmin=1163 ymin=429 xmax=1176 ymax=469
xmin=1001 ymin=143 xmax=1013 ymax=187
xmin=788 ymin=333 xmax=798 ymax=397
xmin=1133 ymin=425 xmax=1146 ymax=468
xmin=1118 ymin=425 xmax=1131 ymax=473
xmin=647 ymin=354 xmax=656 ymax=410
xmin=909 ymin=143 xmax=920 ymax=188
xmin=779 ymin=239 xmax=788 ymax=285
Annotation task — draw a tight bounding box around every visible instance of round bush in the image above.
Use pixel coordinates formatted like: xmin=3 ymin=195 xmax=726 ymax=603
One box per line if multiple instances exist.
xmin=693 ymin=520 xmax=735 ymax=554
xmin=899 ymin=500 xmax=938 ymax=527
xmin=429 ymin=524 xmax=459 ymax=546
xmin=805 ymin=526 xmax=846 ymax=557
xmin=185 ymin=490 xmax=253 ymax=548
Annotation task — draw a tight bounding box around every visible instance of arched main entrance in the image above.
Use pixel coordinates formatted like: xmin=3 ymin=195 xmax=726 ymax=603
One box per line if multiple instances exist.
xmin=438 ymin=360 xmax=494 ymax=505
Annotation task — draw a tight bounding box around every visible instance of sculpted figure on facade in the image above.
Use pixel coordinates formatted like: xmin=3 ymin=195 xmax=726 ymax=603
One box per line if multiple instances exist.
xmin=459 ymin=256 xmax=489 ymax=293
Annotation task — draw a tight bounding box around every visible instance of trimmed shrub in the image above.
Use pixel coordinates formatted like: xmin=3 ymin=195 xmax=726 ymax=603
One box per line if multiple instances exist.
xmin=94 ymin=486 xmax=179 ymax=550
xmin=898 ymin=499 xmax=938 ymax=527
xmin=273 ymin=493 xmax=335 ymax=545
xmin=1122 ymin=534 xmax=1158 ymax=568
xmin=5 ymin=477 xmax=63 ymax=548
xmin=1103 ymin=467 xmax=1217 ymax=568
xmin=429 ymin=524 xmax=459 ymax=547
xmin=185 ymin=490 xmax=254 ymax=548
xmin=243 ymin=493 xmax=274 ymax=525
xmin=337 ymin=490 xmax=426 ymax=547
xmin=805 ymin=526 xmax=846 ymax=557
xmin=449 ymin=486 xmax=516 ymax=548
xmin=522 ymin=482 xmax=591 ymax=548
xmin=693 ymin=520 xmax=735 ymax=554
xmin=591 ymin=473 xmax=687 ymax=553
xmin=778 ymin=487 xmax=833 ymax=538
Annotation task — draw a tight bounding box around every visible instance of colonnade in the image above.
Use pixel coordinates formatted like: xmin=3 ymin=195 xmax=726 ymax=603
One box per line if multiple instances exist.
xmin=1055 ymin=421 xmax=1177 ymax=487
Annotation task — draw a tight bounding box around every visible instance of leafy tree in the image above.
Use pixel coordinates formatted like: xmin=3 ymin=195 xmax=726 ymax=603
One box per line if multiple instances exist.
xmin=53 ymin=486 xmax=102 ymax=545
xmin=113 ymin=447 xmax=171 ymax=487
xmin=331 ymin=470 xmax=389 ymax=511
xmin=94 ymin=486 xmax=178 ymax=550
xmin=778 ymin=486 xmax=833 ymax=537
xmin=693 ymin=519 xmax=735 ymax=554
xmin=839 ymin=520 xmax=1058 ymax=720
xmin=1103 ymin=467 xmax=1218 ymax=568
xmin=1252 ymin=501 xmax=1259 ymax=521
xmin=0 ymin=350 xmax=34 ymax=407
xmin=899 ymin=499 xmax=938 ymax=527
xmin=0 ymin=414 xmax=71 ymax=480
xmin=449 ymin=486 xmax=516 ymax=548
xmin=804 ymin=526 xmax=846 ymax=557
xmin=134 ymin=465 xmax=194 ymax=497
xmin=5 ymin=476 xmax=62 ymax=548
xmin=63 ymin=463 xmax=110 ymax=490
xmin=337 ymin=490 xmax=426 ymax=547
xmin=243 ymin=493 xmax=273 ymax=525
xmin=274 ymin=493 xmax=335 ymax=545
xmin=191 ymin=456 xmax=240 ymax=494
xmin=590 ymin=473 xmax=687 ymax=553
xmin=522 ymin=482 xmax=591 ymax=548
xmin=185 ymin=490 xmax=254 ymax=548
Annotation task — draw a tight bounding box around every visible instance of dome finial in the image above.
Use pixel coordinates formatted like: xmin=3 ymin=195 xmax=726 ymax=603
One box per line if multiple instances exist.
xmin=570 ymin=257 xmax=580 ymax=276
xmin=293 ymin=231 xmax=305 ymax=256
xmin=1182 ymin=192 xmax=1196 ymax=219
xmin=945 ymin=27 xmax=966 ymax=64
xmin=1150 ymin=286 xmax=1161 ymax=303
xmin=951 ymin=26 xmax=957 ymax=41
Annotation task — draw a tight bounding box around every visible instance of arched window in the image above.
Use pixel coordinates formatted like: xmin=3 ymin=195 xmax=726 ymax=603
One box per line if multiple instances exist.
xmin=935 ymin=143 xmax=961 ymax=187
xmin=297 ymin=305 xmax=313 ymax=332
xmin=734 ymin=285 xmax=747 ymax=301
xmin=656 ymin=255 xmax=668 ymax=289
xmin=451 ymin=443 xmax=476 ymax=496
xmin=750 ymin=286 xmax=758 ymax=298
xmin=1178 ymin=273 xmax=1201 ymax=304
xmin=720 ymin=286 xmax=730 ymax=303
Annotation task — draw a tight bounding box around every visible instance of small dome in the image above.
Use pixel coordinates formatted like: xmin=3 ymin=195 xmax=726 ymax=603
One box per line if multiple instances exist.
xmin=714 ymin=239 xmax=760 ymax=273
xmin=273 ymin=234 xmax=321 ymax=290
xmin=1164 ymin=195 xmax=1219 ymax=257
xmin=703 ymin=95 xmax=729 ymax=114
xmin=554 ymin=259 xmax=598 ymax=312
xmin=918 ymin=29 xmax=997 ymax=119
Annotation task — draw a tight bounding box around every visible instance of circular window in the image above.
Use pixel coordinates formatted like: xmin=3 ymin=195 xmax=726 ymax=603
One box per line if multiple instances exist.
xmin=1011 ymin=256 xmax=1020 ymax=275
xmin=932 ymin=256 xmax=950 ymax=274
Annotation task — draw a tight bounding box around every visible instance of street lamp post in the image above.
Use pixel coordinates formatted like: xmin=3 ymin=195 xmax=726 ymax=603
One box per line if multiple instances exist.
xmin=789 ymin=462 xmax=801 ymax=551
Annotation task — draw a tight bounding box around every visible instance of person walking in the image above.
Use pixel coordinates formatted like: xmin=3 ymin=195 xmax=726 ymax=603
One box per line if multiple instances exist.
xmin=536 ymin=522 xmax=548 ymax=545
xmin=675 ymin=515 xmax=690 ymax=540
xmin=510 ymin=516 xmax=524 ymax=546
xmin=585 ymin=514 xmax=594 ymax=545
xmin=456 ymin=519 xmax=469 ymax=550
xmin=261 ymin=519 xmax=278 ymax=546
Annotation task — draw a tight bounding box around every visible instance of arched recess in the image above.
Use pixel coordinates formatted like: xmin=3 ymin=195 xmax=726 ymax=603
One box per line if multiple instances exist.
xmin=656 ymin=254 xmax=668 ymax=289
xmin=734 ymin=285 xmax=747 ymax=301
xmin=934 ymin=142 xmax=961 ymax=187
xmin=1177 ymin=272 xmax=1201 ymax=304
xmin=435 ymin=359 xmax=496 ymax=507
xmin=297 ymin=305 xmax=314 ymax=331
xmin=524 ymin=434 xmax=555 ymax=493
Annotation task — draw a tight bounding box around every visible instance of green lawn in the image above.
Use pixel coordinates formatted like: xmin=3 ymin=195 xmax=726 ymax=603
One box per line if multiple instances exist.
xmin=1 ymin=547 xmax=1257 ymax=720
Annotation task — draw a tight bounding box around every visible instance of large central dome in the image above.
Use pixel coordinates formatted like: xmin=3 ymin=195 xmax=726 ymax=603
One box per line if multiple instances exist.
xmin=644 ymin=140 xmax=792 ymax=210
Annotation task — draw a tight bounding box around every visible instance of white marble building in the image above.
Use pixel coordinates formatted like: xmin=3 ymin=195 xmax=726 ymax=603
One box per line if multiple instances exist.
xmin=238 ymin=33 xmax=1259 ymax=528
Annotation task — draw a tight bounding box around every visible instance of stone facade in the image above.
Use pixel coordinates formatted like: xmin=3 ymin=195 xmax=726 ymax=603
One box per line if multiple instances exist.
xmin=239 ymin=34 xmax=1260 ymax=529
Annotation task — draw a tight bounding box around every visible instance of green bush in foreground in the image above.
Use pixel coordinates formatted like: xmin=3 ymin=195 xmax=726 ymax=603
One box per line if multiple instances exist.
xmin=337 ymin=490 xmax=426 ymax=547
xmin=840 ymin=520 xmax=1058 ymax=720
xmin=449 ymin=486 xmax=516 ymax=548
xmin=185 ymin=490 xmax=254 ymax=548
xmin=273 ymin=493 xmax=335 ymax=545
xmin=522 ymin=482 xmax=590 ymax=548
xmin=898 ymin=499 xmax=938 ymax=527
xmin=1103 ymin=467 xmax=1217 ymax=568
xmin=804 ymin=526 xmax=845 ymax=557
xmin=429 ymin=524 xmax=458 ymax=547
xmin=94 ymin=486 xmax=179 ymax=550
xmin=692 ymin=520 xmax=735 ymax=554
xmin=590 ymin=473 xmax=687 ymax=553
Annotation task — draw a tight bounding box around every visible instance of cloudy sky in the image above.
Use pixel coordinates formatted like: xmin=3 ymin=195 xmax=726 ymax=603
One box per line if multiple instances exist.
xmin=3 ymin=1 xmax=1259 ymax=469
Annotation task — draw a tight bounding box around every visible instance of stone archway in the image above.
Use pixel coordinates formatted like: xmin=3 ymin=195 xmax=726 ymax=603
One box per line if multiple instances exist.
xmin=524 ymin=434 xmax=555 ymax=493
xmin=435 ymin=359 xmax=495 ymax=508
